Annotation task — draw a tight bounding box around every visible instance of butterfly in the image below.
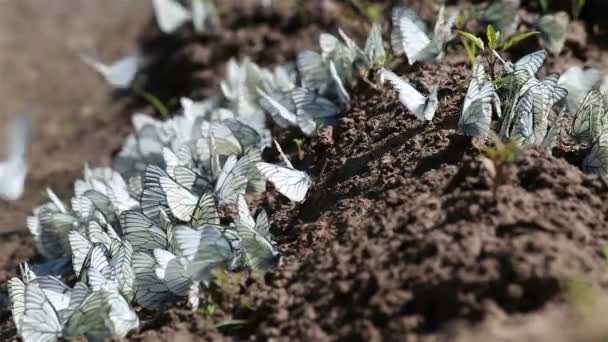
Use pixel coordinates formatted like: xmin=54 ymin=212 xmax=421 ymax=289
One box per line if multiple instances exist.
xmin=0 ymin=115 xmax=32 ymax=201
xmin=153 ymin=0 xmax=219 ymax=34
xmin=379 ymin=68 xmax=439 ymax=122
xmin=80 ymin=53 xmax=139 ymax=89
xmin=503 ymin=50 xmax=547 ymax=87
xmin=536 ymin=12 xmax=569 ymax=55
xmin=479 ymin=0 xmax=521 ymax=37
xmin=583 ymin=130 xmax=608 ymax=176
xmin=236 ymin=196 xmax=280 ymax=271
xmin=173 ymin=225 xmax=238 ymax=284
xmin=364 ymin=23 xmax=387 ymax=68
xmin=291 ymin=87 xmax=341 ymax=136
xmin=390 ymin=5 xmax=457 ymax=64
xmin=558 ymin=65 xmax=602 ymax=114
xmin=460 ymin=64 xmax=495 ymax=137
xmin=256 ymin=140 xmax=312 ymax=203
xmin=572 ymin=89 xmax=606 ymax=144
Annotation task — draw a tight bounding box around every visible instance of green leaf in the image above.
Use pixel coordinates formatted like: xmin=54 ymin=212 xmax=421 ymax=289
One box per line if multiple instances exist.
xmin=462 ymin=39 xmax=478 ymax=66
xmin=457 ymin=30 xmax=484 ymax=50
xmin=502 ymin=31 xmax=540 ymax=50
xmin=574 ymin=0 xmax=586 ymax=19
xmin=486 ymin=25 xmax=498 ymax=49
xmin=539 ymin=0 xmax=549 ymax=12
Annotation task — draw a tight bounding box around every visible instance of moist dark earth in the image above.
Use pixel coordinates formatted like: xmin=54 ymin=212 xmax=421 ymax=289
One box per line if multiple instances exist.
xmin=3 ymin=0 xmax=608 ymax=341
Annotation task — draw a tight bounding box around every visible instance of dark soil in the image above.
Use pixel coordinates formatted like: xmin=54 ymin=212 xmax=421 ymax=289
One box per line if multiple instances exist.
xmin=4 ymin=0 xmax=608 ymax=341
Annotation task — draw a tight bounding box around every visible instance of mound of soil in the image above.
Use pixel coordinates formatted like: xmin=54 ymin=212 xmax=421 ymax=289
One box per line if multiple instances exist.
xmin=244 ymin=62 xmax=608 ymax=340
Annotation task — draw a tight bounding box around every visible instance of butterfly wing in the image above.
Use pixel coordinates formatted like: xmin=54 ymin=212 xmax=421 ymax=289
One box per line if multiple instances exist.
xmin=256 ymin=162 xmax=312 ymax=202
xmin=390 ymin=6 xmax=430 ymax=64
xmin=380 ymin=68 xmax=426 ymax=119
xmin=153 ymin=0 xmax=192 ymax=33
xmin=120 ymin=210 xmax=167 ymax=253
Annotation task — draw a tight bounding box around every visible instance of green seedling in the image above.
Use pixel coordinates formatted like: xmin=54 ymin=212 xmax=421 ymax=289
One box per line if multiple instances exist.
xmin=131 ymin=81 xmax=170 ymax=119
xmin=480 ymin=135 xmax=522 ymax=197
xmin=458 ymin=25 xmax=539 ymax=79
xmin=573 ymin=0 xmax=586 ymax=20
xmin=293 ymin=138 xmax=305 ymax=160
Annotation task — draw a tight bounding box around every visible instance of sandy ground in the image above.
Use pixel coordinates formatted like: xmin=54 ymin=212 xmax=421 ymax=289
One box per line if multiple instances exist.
xmin=0 ymin=0 xmax=150 ymax=236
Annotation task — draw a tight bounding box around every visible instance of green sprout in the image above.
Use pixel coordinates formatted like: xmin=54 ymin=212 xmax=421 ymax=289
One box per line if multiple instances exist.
xmin=293 ymin=138 xmax=305 ymax=160
xmin=458 ymin=25 xmax=539 ymax=79
xmin=480 ymin=135 xmax=522 ymax=197
xmin=539 ymin=0 xmax=550 ymax=12
xmin=131 ymin=81 xmax=170 ymax=119
xmin=573 ymin=0 xmax=586 ymax=20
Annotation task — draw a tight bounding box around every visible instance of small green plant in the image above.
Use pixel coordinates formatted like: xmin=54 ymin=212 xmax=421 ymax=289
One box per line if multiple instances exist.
xmin=293 ymin=138 xmax=305 ymax=160
xmin=131 ymin=81 xmax=170 ymax=119
xmin=197 ymin=302 xmax=217 ymax=318
xmin=480 ymin=135 xmax=522 ymax=197
xmin=458 ymin=25 xmax=539 ymax=79
xmin=539 ymin=0 xmax=550 ymax=12
xmin=573 ymin=0 xmax=586 ymax=20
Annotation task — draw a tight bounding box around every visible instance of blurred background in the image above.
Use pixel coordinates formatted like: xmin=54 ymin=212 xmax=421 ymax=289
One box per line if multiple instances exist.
xmin=0 ymin=1 xmax=151 ymax=236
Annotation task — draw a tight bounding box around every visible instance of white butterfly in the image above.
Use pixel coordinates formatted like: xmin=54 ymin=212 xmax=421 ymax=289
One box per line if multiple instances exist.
xmin=173 ymin=225 xmax=238 ymax=283
xmin=236 ymin=196 xmax=280 ymax=271
xmin=364 ymin=23 xmax=386 ymax=67
xmin=0 ymin=115 xmax=32 ymax=201
xmin=502 ymin=50 xmax=547 ymax=86
xmin=256 ymin=140 xmax=312 ymax=203
xmin=159 ymin=177 xmax=220 ymax=225
xmin=460 ymin=64 xmax=495 ymax=137
xmin=132 ymin=251 xmax=176 ymax=309
xmin=379 ymin=68 xmax=439 ymax=122
xmin=153 ymin=0 xmax=192 ymax=33
xmin=390 ymin=5 xmax=457 ymax=64
xmin=558 ymin=65 xmax=602 ymax=114
xmin=479 ymin=0 xmax=520 ymax=37
xmin=154 ymin=0 xmax=219 ymax=34
xmin=80 ymin=53 xmax=139 ymax=89
xmin=291 ymin=87 xmax=341 ymax=136
xmin=120 ymin=209 xmax=168 ymax=254
xmin=537 ymin=12 xmax=569 ymax=55
xmin=572 ymin=89 xmax=606 ymax=144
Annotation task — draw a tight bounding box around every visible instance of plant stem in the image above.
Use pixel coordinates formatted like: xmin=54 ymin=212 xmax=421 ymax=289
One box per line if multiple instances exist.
xmin=131 ymin=81 xmax=170 ymax=120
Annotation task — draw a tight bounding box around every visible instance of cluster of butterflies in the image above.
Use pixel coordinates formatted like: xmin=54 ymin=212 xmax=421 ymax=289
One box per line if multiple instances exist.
xmin=458 ymin=46 xmax=608 ymax=176
xmin=10 ymin=1 xmax=592 ymax=340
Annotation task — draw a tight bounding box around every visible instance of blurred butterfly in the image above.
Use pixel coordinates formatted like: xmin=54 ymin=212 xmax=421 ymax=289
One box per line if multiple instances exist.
xmin=173 ymin=225 xmax=238 ymax=284
xmin=390 ymin=5 xmax=457 ymax=64
xmin=236 ymin=196 xmax=280 ymax=271
xmin=536 ymin=12 xmax=569 ymax=55
xmin=364 ymin=23 xmax=387 ymax=68
xmin=460 ymin=64 xmax=495 ymax=137
xmin=256 ymin=140 xmax=312 ymax=203
xmin=541 ymin=103 xmax=566 ymax=154
xmin=80 ymin=53 xmax=139 ymax=89
xmin=153 ymin=0 xmax=220 ymax=34
xmin=479 ymin=0 xmax=520 ymax=37
xmin=292 ymin=87 xmax=341 ymax=136
xmin=0 ymin=115 xmax=32 ymax=201
xmin=558 ymin=65 xmax=602 ymax=114
xmin=379 ymin=68 xmax=439 ymax=122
